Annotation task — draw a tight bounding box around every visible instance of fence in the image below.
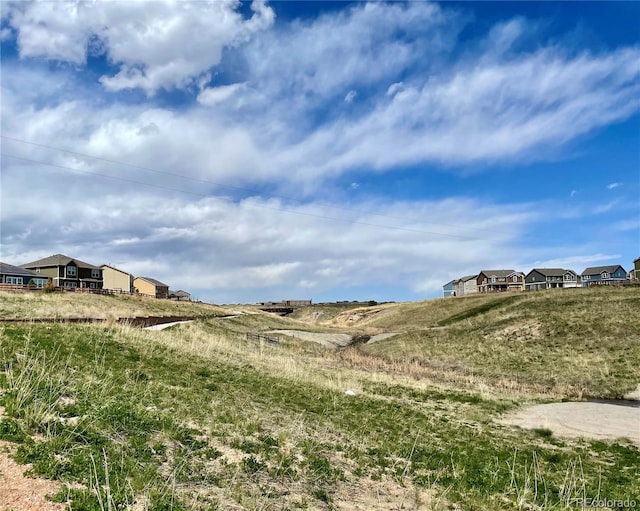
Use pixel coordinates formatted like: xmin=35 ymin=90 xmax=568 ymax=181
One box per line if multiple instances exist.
xmin=0 ymin=284 xmax=133 ymax=295
xmin=246 ymin=332 xmax=280 ymax=345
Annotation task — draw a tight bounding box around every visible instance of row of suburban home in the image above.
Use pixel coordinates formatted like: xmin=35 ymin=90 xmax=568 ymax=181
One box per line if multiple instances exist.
xmin=443 ymin=259 xmax=639 ymax=297
xmin=0 ymin=254 xmax=191 ymax=301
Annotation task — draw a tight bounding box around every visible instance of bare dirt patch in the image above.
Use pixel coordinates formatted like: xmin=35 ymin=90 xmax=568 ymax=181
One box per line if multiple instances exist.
xmin=0 ymin=441 xmax=65 ymax=511
xmin=269 ymin=330 xmax=353 ymax=348
xmin=368 ymin=332 xmax=400 ymax=344
xmin=333 ymin=476 xmax=439 ymax=510
xmin=490 ymin=320 xmax=544 ymax=342
xmin=500 ymin=401 xmax=640 ymax=445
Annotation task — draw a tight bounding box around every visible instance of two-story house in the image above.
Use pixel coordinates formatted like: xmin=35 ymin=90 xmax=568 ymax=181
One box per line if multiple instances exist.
xmin=525 ymin=268 xmax=580 ymax=291
xmin=454 ymin=275 xmax=479 ymax=296
xmin=0 ymin=262 xmax=49 ymax=288
xmin=477 ymin=270 xmax=525 ymax=293
xmin=101 ymin=264 xmax=134 ymax=293
xmin=133 ymin=276 xmax=169 ymax=299
xmin=20 ymin=254 xmax=103 ymax=289
xmin=581 ymin=265 xmax=627 ymax=286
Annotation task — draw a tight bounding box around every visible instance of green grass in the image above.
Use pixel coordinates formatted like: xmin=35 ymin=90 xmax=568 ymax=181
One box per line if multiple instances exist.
xmin=0 ymin=288 xmax=638 ymax=509
xmin=365 ymin=287 xmax=640 ymax=398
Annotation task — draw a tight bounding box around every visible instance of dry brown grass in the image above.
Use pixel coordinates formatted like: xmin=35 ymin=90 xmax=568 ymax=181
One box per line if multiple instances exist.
xmin=0 ymin=290 xmax=229 ymax=320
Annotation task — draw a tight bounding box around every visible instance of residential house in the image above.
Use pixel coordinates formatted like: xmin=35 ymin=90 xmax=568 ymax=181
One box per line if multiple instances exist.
xmin=0 ymin=262 xmax=48 ymax=288
xmin=442 ymin=280 xmax=455 ymax=298
xmin=20 ymin=254 xmax=103 ymax=289
xmin=101 ymin=265 xmax=134 ymax=293
xmin=454 ymin=275 xmax=479 ymax=296
xmin=169 ymin=290 xmax=191 ymax=301
xmin=525 ymin=268 xmax=580 ymax=291
xmin=134 ymin=277 xmax=170 ymax=299
xmin=633 ymin=257 xmax=640 ymax=281
xmin=477 ymin=270 xmax=525 ymax=293
xmin=581 ymin=265 xmax=627 ymax=286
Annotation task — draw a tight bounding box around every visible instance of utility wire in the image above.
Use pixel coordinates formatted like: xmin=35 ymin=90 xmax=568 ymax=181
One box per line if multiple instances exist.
xmin=2 ymin=152 xmax=503 ymax=242
xmin=1 ymin=134 xmax=499 ymax=237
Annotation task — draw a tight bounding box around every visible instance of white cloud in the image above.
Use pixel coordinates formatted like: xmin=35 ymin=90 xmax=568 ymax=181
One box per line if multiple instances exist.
xmin=0 ymin=144 xmax=539 ymax=301
xmin=5 ymin=0 xmax=274 ymax=94
xmin=344 ymin=90 xmax=357 ymax=103
xmin=607 ymin=182 xmax=622 ymax=190
xmin=197 ymin=83 xmax=247 ymax=106
xmin=2 ymin=2 xmax=638 ymax=301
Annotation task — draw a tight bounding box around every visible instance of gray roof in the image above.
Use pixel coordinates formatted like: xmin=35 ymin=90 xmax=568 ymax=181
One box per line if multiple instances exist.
xmin=136 ymin=276 xmax=169 ymax=288
xmin=0 ymin=262 xmax=42 ymax=277
xmin=581 ymin=265 xmax=624 ymax=276
xmin=479 ymin=269 xmax=520 ymax=278
xmin=170 ymin=290 xmax=190 ymax=296
xmin=458 ymin=274 xmax=478 ymax=282
xmin=21 ymin=253 xmax=99 ymax=270
xmin=528 ymin=268 xmax=575 ymax=277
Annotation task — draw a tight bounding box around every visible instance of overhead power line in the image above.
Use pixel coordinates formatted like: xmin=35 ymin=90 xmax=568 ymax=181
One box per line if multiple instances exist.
xmin=1 ymin=134 xmax=500 ymax=237
xmin=2 ymin=152 xmax=504 ymax=242
xmin=0 ymin=153 xmax=500 ymax=242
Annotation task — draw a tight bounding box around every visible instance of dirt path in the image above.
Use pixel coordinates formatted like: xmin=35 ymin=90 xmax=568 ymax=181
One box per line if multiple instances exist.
xmin=500 ymin=401 xmax=640 ymax=445
xmin=0 ymin=441 xmax=65 ymax=511
xmin=144 ymin=320 xmax=193 ymax=330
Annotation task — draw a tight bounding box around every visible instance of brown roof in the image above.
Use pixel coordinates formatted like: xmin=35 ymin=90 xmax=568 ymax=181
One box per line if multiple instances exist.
xmin=21 ymin=253 xmax=99 ymax=270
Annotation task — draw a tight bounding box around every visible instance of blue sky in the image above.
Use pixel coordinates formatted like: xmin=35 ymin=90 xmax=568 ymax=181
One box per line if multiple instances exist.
xmin=1 ymin=1 xmax=638 ymax=304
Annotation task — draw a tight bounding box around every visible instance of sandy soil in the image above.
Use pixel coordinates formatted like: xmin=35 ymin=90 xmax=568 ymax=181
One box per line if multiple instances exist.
xmin=269 ymin=329 xmax=401 ymax=347
xmin=0 ymin=441 xmax=65 ymax=511
xmin=368 ymin=332 xmax=400 ymax=343
xmin=269 ymin=330 xmax=353 ymax=348
xmin=333 ymin=476 xmax=437 ymax=510
xmin=500 ymin=401 xmax=640 ymax=445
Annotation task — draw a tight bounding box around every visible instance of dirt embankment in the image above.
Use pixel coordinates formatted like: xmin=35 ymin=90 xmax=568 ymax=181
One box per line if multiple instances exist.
xmin=500 ymin=400 xmax=640 ymax=445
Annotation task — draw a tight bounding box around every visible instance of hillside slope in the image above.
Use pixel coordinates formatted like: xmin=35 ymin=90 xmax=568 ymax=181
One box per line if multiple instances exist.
xmin=0 ymin=287 xmax=638 ymax=510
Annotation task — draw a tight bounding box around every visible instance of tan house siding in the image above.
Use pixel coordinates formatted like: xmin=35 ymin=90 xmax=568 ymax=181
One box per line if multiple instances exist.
xmin=133 ymin=277 xmax=169 ymax=299
xmin=101 ymin=265 xmax=133 ymax=293
xmin=134 ymin=278 xmax=156 ymax=297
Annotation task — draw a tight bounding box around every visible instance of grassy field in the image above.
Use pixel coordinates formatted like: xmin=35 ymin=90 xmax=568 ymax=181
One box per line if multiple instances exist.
xmin=0 ymin=290 xmax=230 ymax=320
xmin=0 ymin=288 xmax=639 ymax=510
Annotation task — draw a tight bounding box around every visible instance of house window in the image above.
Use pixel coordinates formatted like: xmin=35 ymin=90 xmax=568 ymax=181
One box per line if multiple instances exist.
xmin=491 ymin=276 xmax=496 ymax=283
xmin=5 ymin=276 xmax=23 ymax=285
xmin=67 ymin=265 xmax=77 ymax=276
xmin=583 ymin=275 xmax=590 ymax=280
xmin=513 ymin=276 xmax=518 ymax=282
xmin=602 ymin=272 xmax=609 ymax=279
xmin=35 ymin=268 xmax=41 ymax=273
xmin=32 ymin=278 xmax=47 ymax=288
xmin=90 ymin=282 xmax=96 ymax=289
xmin=64 ymin=281 xmax=77 ymax=288
xmin=91 ymin=269 xmax=100 ymax=279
